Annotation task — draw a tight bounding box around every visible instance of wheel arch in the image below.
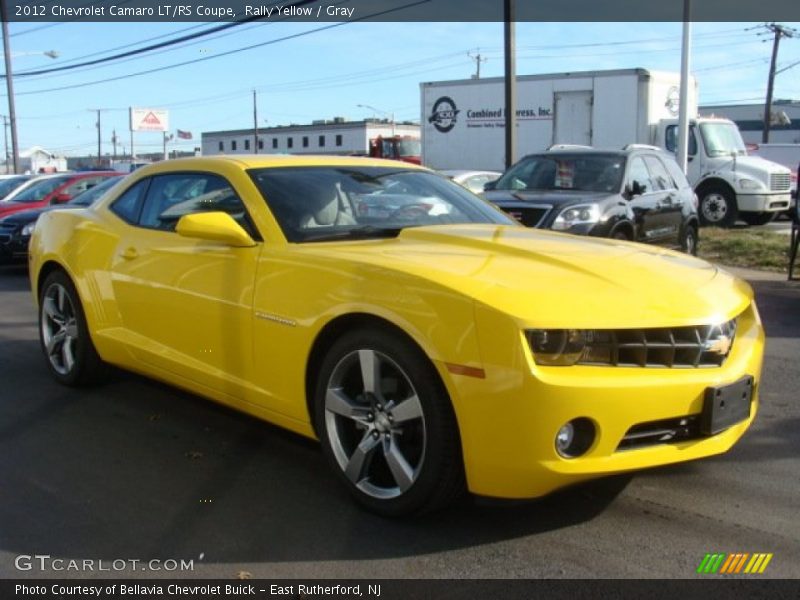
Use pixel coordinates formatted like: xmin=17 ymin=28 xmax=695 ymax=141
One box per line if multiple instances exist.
xmin=695 ymin=176 xmax=736 ymax=200
xmin=609 ymin=219 xmax=635 ymax=240
xmin=304 ymin=312 xmax=455 ymax=438
xmin=36 ymin=260 xmax=71 ymax=304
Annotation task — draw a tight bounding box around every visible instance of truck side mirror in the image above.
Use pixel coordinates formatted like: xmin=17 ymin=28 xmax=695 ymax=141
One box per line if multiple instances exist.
xmin=483 ymin=179 xmax=497 ymax=191
xmin=624 ymin=181 xmax=645 ymax=198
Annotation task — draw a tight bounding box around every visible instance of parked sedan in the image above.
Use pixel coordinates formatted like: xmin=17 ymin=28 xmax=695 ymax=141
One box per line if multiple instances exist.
xmin=484 ymin=146 xmax=700 ymax=254
xmin=440 ymin=169 xmax=502 ymax=194
xmin=0 ymin=171 xmax=121 ymax=219
xmin=30 ymin=156 xmax=762 ymax=516
xmin=0 ymin=175 xmax=123 ymax=263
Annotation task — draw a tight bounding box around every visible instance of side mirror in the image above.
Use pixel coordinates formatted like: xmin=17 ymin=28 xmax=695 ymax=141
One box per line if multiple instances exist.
xmin=176 ymin=212 xmax=256 ymax=248
xmin=624 ymin=181 xmax=645 ymax=199
xmin=483 ymin=179 xmax=498 ymax=191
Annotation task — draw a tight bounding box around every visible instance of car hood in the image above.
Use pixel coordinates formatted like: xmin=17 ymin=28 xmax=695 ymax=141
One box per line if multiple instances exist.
xmin=0 ymin=205 xmax=61 ymax=225
xmin=483 ymin=189 xmax=614 ymax=207
xmin=304 ymin=224 xmax=752 ymax=329
xmin=709 ymin=155 xmax=791 ymax=180
xmin=0 ymin=202 xmax=40 ymax=218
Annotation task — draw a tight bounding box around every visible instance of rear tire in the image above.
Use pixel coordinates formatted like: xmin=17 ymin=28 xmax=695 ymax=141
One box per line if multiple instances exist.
xmin=314 ymin=328 xmax=465 ymax=516
xmin=698 ymin=185 xmax=737 ymax=227
xmin=39 ymin=270 xmax=106 ymax=386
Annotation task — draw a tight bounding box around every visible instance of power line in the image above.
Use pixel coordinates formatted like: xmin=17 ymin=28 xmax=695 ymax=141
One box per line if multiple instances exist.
xmin=8 ymin=0 xmax=430 ymax=97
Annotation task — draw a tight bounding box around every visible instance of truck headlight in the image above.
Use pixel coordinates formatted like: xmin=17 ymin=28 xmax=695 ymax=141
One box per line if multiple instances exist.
xmin=552 ymin=204 xmax=601 ymax=231
xmin=527 ymin=329 xmax=587 ymax=366
xmin=21 ymin=222 xmax=36 ymax=237
xmin=738 ymin=178 xmax=763 ymax=191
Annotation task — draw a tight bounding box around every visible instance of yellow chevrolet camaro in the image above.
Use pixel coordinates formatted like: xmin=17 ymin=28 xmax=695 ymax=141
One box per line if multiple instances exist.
xmin=29 ymin=156 xmax=764 ymax=516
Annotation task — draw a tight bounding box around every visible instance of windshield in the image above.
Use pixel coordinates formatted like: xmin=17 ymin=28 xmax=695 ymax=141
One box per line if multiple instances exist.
xmin=699 ymin=122 xmax=746 ymax=157
xmin=248 ymin=166 xmax=515 ymax=243
xmin=0 ymin=176 xmax=29 ymax=199
xmin=67 ymin=176 xmax=123 ymax=207
xmin=11 ymin=176 xmax=71 ymax=203
xmin=494 ymin=154 xmax=625 ymax=193
xmin=396 ymin=139 xmax=421 ymax=158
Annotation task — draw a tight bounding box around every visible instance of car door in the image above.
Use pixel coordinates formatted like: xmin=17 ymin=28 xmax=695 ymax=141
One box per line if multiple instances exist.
xmin=624 ymin=156 xmax=663 ymax=241
xmin=643 ymin=155 xmax=683 ymax=241
xmin=108 ymin=171 xmax=262 ymax=395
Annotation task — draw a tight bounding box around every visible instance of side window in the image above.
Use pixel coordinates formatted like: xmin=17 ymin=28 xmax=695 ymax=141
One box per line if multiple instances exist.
xmin=665 ymin=125 xmax=697 ymax=156
xmin=662 ymin=155 xmax=691 ymax=189
xmin=110 ymin=179 xmax=149 ymax=224
xmin=63 ymin=176 xmax=106 ymax=198
xmin=231 ymin=140 xmax=237 ymax=151
xmin=138 ymin=173 xmax=254 ymax=235
xmin=218 ymin=141 xmax=224 ymax=152
xmin=643 ymin=156 xmax=675 ymax=191
xmin=244 ymin=139 xmax=250 ymax=150
xmin=627 ymin=157 xmax=654 ymax=195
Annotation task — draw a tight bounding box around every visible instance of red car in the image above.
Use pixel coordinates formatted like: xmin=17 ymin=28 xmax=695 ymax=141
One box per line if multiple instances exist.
xmin=0 ymin=172 xmax=122 ymax=218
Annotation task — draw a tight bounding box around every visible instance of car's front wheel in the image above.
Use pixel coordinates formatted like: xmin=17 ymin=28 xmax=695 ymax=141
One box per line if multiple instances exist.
xmin=39 ymin=270 xmax=105 ymax=386
xmin=314 ymin=328 xmax=464 ymax=516
xmin=680 ymin=223 xmax=699 ymax=255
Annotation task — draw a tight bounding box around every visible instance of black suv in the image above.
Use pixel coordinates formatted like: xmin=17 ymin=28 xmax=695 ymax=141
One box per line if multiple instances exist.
xmin=483 ymin=146 xmax=700 ymax=254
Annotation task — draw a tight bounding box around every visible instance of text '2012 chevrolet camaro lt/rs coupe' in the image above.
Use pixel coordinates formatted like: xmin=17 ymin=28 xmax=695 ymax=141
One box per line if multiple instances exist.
xmin=29 ymin=156 xmax=764 ymax=516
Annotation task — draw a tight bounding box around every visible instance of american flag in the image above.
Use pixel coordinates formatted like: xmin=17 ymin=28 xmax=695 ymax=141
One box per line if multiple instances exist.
xmin=176 ymin=129 xmax=192 ymax=140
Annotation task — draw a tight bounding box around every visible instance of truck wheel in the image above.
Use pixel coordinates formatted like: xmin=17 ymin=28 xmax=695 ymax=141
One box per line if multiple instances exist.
xmin=740 ymin=212 xmax=776 ymax=226
xmin=698 ymin=186 xmax=737 ymax=227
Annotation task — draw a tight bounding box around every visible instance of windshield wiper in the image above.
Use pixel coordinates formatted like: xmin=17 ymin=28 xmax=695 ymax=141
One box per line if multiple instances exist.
xmin=300 ymin=225 xmax=404 ymax=242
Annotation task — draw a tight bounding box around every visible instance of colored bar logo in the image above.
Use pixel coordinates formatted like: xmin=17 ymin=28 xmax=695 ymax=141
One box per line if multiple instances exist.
xmin=696 ymin=553 xmax=773 ymax=574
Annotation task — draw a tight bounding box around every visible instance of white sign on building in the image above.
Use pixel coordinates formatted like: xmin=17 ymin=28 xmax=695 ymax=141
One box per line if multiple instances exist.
xmin=130 ymin=108 xmax=169 ymax=132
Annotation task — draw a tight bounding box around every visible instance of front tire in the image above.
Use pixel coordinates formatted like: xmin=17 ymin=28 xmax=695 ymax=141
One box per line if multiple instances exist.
xmin=680 ymin=223 xmax=698 ymax=256
xmin=39 ymin=270 xmax=106 ymax=386
xmin=314 ymin=328 xmax=464 ymax=516
xmin=698 ymin=185 xmax=738 ymax=227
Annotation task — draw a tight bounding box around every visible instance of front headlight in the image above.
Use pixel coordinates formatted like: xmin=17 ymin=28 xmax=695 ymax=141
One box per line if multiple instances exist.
xmin=527 ymin=329 xmax=587 ymax=366
xmin=552 ymin=203 xmax=601 ymax=231
xmin=738 ymin=178 xmax=763 ymax=191
xmin=21 ymin=221 xmax=36 ymax=237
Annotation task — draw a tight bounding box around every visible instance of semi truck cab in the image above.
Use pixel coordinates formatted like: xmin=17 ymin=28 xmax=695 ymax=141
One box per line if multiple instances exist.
xmin=656 ymin=117 xmax=792 ymax=226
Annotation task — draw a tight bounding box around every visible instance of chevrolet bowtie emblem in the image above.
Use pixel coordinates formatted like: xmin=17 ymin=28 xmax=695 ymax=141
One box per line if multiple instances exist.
xmin=705 ymin=335 xmax=733 ymax=356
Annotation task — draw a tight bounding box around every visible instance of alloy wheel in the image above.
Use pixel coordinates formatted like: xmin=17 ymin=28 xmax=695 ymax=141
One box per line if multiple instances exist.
xmin=324 ymin=349 xmax=426 ymax=499
xmin=41 ymin=283 xmax=79 ymax=376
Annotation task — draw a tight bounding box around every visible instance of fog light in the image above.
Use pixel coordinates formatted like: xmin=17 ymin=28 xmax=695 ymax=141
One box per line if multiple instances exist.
xmin=554 ymin=418 xmax=595 ymax=458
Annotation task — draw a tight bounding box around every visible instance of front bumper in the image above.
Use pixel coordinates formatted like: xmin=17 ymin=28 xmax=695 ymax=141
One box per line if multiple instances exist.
xmin=446 ymin=302 xmax=764 ymax=499
xmin=737 ymin=192 xmax=791 ymax=212
xmin=0 ymin=233 xmax=29 ymax=261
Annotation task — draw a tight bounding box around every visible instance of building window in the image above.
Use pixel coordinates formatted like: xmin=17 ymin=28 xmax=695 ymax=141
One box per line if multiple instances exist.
xmin=319 ymin=135 xmax=325 ymax=147
xmin=231 ymin=140 xmax=237 ymax=151
xmin=335 ymin=134 xmax=343 ymax=147
xmin=272 ymin=138 xmax=278 ymax=149
xmin=302 ymin=136 xmax=309 ymax=148
xmin=287 ymin=137 xmax=293 ymax=149
xmin=258 ymin=139 xmax=264 ymax=150
xmin=218 ymin=141 xmax=224 ymax=151
xmin=244 ymin=139 xmax=250 ymax=150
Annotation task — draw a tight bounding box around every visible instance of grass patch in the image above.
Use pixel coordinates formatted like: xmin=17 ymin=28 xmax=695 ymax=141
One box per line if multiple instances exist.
xmin=698 ymin=227 xmax=792 ymax=272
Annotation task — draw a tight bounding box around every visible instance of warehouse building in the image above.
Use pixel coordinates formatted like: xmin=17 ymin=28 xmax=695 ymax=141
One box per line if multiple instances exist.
xmin=700 ymin=100 xmax=800 ymax=144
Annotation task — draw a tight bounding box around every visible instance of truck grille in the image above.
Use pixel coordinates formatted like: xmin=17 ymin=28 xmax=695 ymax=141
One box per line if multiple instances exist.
xmin=499 ymin=206 xmax=550 ymax=228
xmin=770 ymin=173 xmax=791 ymax=191
xmin=577 ymin=318 xmax=738 ymax=368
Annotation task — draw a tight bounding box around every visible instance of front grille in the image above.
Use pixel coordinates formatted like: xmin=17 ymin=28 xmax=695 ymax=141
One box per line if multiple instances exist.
xmin=500 ymin=206 xmax=550 ymax=228
xmin=577 ymin=318 xmax=738 ymax=368
xmin=617 ymin=416 xmax=701 ymax=451
xmin=0 ymin=234 xmax=10 ymax=244
xmin=770 ymin=173 xmax=791 ymax=191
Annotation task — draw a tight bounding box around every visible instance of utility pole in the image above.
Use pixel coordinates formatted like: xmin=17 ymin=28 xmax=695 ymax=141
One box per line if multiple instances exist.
xmin=0 ymin=115 xmax=8 ymax=173
xmin=253 ymin=90 xmax=258 ymax=154
xmin=88 ymin=109 xmax=104 ymax=166
xmin=761 ymin=23 xmax=796 ymax=143
xmin=1 ymin=1 xmax=19 ymax=174
xmin=676 ymin=0 xmax=692 ymax=174
xmin=111 ymin=129 xmax=118 ymax=161
xmin=468 ymin=49 xmax=488 ymax=79
xmin=503 ymin=0 xmax=517 ymax=169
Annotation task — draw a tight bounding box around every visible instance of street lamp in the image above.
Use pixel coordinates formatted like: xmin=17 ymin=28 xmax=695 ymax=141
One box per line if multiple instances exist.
xmin=357 ymin=103 xmax=395 ymax=136
xmin=0 ymin=0 xmax=59 ymax=174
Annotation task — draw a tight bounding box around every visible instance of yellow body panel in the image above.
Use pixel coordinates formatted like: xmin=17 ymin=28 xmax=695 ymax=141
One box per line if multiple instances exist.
xmin=28 ymin=155 xmax=765 ymax=499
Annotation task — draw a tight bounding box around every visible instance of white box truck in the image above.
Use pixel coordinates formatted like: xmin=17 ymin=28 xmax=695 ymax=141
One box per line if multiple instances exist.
xmin=421 ymin=68 xmax=793 ymax=226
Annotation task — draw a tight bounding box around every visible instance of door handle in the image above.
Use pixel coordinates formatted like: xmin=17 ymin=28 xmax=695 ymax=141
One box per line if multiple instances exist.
xmin=120 ymin=247 xmax=139 ymax=260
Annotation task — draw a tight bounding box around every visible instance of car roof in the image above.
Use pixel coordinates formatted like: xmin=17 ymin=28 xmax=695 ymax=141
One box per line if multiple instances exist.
xmin=138 ymin=155 xmax=426 ymax=173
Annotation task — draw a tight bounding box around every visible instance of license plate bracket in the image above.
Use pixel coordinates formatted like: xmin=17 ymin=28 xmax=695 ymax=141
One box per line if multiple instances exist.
xmin=701 ymin=376 xmax=754 ymax=435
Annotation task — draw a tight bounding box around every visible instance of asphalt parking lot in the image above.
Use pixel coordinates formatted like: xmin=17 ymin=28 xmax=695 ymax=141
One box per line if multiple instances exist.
xmin=0 ymin=263 xmax=798 ymax=579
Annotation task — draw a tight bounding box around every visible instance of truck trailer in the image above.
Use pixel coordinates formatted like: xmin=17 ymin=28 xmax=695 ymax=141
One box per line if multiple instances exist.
xmin=421 ymin=68 xmax=792 ymax=226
